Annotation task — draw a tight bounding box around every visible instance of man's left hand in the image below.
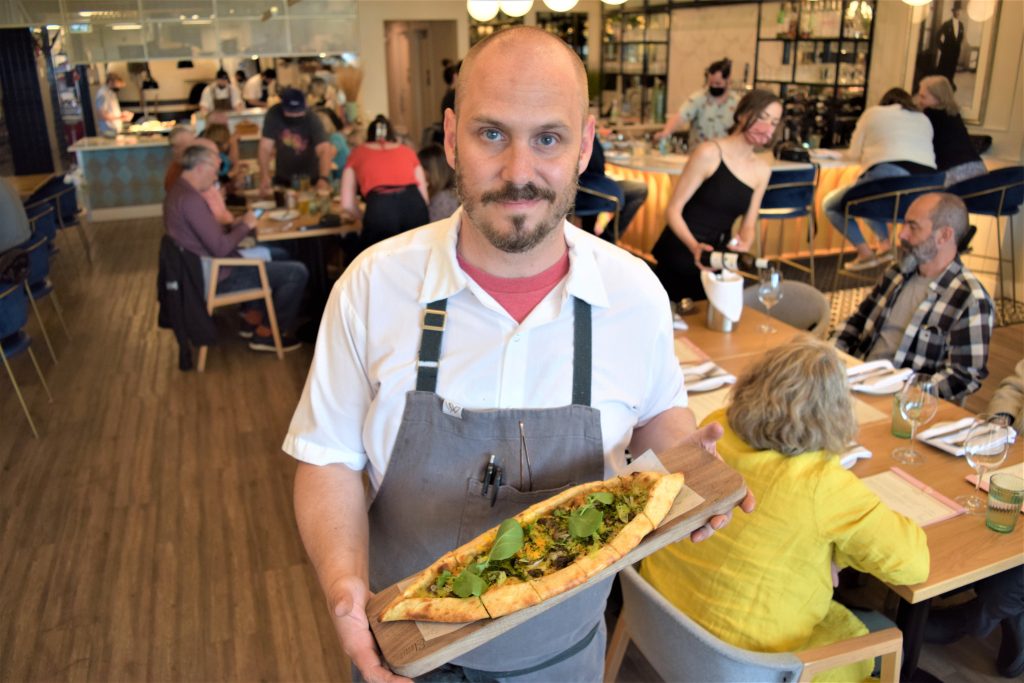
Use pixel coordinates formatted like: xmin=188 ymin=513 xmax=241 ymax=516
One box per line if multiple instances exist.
xmin=316 ymin=177 xmax=331 ymax=193
xmin=681 ymin=421 xmax=757 ymax=543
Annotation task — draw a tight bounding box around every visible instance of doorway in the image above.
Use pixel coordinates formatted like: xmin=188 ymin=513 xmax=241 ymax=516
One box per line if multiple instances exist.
xmin=384 ymin=20 xmax=457 ymax=148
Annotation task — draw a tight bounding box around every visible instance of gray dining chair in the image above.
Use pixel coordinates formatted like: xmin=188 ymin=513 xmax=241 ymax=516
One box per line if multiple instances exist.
xmin=604 ymin=566 xmax=904 ymax=683
xmin=743 ymin=280 xmax=831 ymax=338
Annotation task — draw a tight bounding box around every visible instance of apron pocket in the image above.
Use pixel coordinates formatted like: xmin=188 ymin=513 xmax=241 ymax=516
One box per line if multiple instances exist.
xmin=457 ymin=477 xmax=573 ymax=546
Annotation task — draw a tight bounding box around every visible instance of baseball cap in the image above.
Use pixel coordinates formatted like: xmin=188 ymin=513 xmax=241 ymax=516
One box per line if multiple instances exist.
xmin=280 ymin=87 xmax=305 ymax=114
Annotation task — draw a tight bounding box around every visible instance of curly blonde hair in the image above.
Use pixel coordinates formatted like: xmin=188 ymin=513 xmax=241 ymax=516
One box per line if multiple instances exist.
xmin=725 ymin=335 xmax=856 ymax=456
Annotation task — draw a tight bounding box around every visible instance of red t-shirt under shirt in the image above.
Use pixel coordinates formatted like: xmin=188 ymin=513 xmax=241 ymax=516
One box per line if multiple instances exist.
xmin=457 ymin=249 xmax=571 ymax=324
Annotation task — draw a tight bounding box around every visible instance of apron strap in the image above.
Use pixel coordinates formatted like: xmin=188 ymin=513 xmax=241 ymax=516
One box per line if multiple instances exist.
xmin=414 ymin=296 xmax=592 ymax=406
xmin=572 ymin=297 xmax=592 ymax=406
xmin=416 ymin=298 xmax=448 ymax=392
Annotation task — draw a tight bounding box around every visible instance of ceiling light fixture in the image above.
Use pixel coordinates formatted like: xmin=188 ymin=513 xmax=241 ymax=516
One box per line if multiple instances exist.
xmin=467 ymin=1 xmax=500 ymax=22
xmin=967 ymin=0 xmax=996 ymax=22
xmin=900 ymin=0 xmax=932 ymax=6
xmin=601 ymin=0 xmax=629 ymax=6
xmin=111 ymin=23 xmax=142 ymax=30
xmin=543 ymin=0 xmax=579 ymax=11
xmin=499 ymin=0 xmax=533 ymax=17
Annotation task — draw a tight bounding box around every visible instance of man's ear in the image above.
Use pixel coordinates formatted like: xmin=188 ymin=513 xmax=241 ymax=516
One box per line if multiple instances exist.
xmin=578 ymin=115 xmax=596 ymax=175
xmin=443 ymin=108 xmax=457 ymax=169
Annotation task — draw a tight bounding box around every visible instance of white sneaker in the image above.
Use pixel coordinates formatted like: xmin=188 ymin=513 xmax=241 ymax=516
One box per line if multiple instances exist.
xmin=843 ymin=256 xmax=880 ymax=272
xmin=875 ymin=251 xmax=894 ymax=264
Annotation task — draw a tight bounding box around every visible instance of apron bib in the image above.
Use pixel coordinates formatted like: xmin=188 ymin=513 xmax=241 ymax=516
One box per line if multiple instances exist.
xmin=368 ymin=297 xmax=609 ymax=680
xmin=213 ymin=91 xmax=232 ymax=111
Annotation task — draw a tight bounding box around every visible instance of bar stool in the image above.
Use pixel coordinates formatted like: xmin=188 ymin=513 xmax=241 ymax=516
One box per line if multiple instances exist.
xmin=831 ymin=172 xmax=946 ymax=296
xmin=757 ymin=165 xmax=819 ymax=287
xmin=574 ymin=185 xmax=622 ymax=243
xmin=948 ymin=166 xmax=1024 ymax=325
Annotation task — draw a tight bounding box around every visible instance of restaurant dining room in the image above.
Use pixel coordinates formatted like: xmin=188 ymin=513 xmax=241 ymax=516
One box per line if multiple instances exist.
xmin=1 ymin=0 xmax=1022 ymax=682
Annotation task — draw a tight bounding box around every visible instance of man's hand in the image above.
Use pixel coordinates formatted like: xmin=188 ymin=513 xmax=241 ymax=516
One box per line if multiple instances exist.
xmin=316 ymin=177 xmax=331 ymax=193
xmin=327 ymin=575 xmax=410 ymax=683
xmin=241 ymin=211 xmax=259 ymax=230
xmin=259 ymin=175 xmax=272 ymax=198
xmin=681 ymin=422 xmax=757 ymax=543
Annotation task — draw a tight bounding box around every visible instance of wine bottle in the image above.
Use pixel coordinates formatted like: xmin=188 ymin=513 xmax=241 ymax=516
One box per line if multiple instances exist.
xmin=699 ymin=250 xmax=770 ymax=274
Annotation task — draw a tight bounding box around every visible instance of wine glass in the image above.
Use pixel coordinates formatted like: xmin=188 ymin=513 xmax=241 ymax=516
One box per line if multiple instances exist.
xmin=757 ymin=265 xmax=783 ymax=333
xmin=891 ymin=373 xmax=939 ymax=465
xmin=956 ymin=414 xmax=1013 ymax=514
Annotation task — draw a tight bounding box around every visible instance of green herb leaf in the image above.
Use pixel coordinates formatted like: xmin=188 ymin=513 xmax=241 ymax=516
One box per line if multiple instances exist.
xmin=589 ymin=492 xmax=614 ymax=506
xmin=453 ymin=568 xmax=486 ymax=598
xmin=569 ymin=506 xmax=603 ymax=538
xmin=489 ymin=519 xmax=524 ymax=561
xmin=435 ymin=569 xmax=452 ymax=590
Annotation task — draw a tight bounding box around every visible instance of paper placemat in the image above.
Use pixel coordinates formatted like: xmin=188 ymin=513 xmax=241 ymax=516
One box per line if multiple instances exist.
xmin=687 ymin=387 xmax=731 ymax=424
xmin=674 ymin=337 xmax=709 ymax=365
xmin=854 ymin=398 xmax=887 ymax=425
xmin=861 ymin=468 xmax=964 ymax=527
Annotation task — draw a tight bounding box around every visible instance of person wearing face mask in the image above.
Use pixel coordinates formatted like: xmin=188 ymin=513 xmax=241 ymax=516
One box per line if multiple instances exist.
xmin=257 ymin=87 xmax=333 ymax=196
xmin=655 ymin=57 xmax=741 ymax=149
xmin=653 ymin=89 xmax=781 ymax=303
xmin=835 ymin=192 xmax=993 ymax=401
xmin=95 ymin=72 xmax=133 ymax=137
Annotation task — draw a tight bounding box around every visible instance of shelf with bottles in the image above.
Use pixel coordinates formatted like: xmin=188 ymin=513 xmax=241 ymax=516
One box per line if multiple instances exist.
xmin=600 ymin=1 xmax=671 ymax=124
xmin=468 ymin=13 xmax=526 ymax=47
xmin=536 ymin=11 xmax=589 ymax=62
xmin=759 ymin=0 xmax=873 ymax=42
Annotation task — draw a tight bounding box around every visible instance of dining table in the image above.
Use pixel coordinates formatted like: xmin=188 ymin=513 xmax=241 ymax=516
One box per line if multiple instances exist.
xmin=3 ymin=172 xmax=55 ymax=201
xmin=249 ymin=202 xmax=360 ymax=341
xmin=674 ymin=301 xmax=1023 ymax=680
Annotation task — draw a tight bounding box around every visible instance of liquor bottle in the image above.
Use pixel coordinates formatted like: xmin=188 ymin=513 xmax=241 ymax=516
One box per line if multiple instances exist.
xmin=699 ymin=250 xmax=771 ymax=273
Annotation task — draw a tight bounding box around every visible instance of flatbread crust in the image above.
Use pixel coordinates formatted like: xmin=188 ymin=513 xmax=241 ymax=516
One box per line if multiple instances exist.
xmin=380 ymin=471 xmax=684 ymax=623
xmin=480 ymin=579 xmax=543 ymax=618
xmin=382 ymin=596 xmax=489 ymax=623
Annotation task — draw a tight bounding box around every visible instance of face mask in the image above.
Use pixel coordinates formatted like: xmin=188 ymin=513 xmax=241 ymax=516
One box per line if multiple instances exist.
xmin=708 ymin=86 xmax=726 ymax=98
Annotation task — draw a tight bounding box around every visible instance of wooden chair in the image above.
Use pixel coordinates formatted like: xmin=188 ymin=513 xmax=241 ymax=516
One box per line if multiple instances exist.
xmin=196 ymin=258 xmax=283 ymax=372
xmin=605 ymin=566 xmax=904 ymax=683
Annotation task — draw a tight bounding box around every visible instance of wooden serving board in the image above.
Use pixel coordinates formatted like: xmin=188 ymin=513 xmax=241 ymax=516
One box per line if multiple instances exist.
xmin=366 ymin=442 xmax=747 ymax=677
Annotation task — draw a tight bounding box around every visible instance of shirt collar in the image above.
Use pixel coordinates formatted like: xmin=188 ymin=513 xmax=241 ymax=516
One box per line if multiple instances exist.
xmin=419 ymin=208 xmax=610 ymax=309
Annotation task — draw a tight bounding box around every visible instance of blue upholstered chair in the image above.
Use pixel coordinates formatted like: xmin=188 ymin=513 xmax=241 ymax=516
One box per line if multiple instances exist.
xmin=604 ymin=566 xmax=904 ymax=683
xmin=758 ymin=165 xmax=819 ymax=286
xmin=22 ymin=234 xmax=70 ymax=362
xmin=832 ymin=172 xmax=947 ymax=293
xmin=28 ymin=178 xmax=92 ymax=264
xmin=0 ymin=281 xmax=53 ymax=438
xmin=948 ymin=166 xmax=1024 ymax=325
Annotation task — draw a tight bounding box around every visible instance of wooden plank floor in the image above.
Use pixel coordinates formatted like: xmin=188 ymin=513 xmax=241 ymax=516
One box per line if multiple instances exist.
xmin=1 ymin=217 xmax=1020 ymax=682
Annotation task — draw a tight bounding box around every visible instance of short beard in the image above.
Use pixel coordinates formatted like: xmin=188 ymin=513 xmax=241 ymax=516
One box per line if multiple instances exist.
xmin=455 ymin=150 xmax=579 ymax=254
xmin=901 ymin=233 xmax=939 ymax=265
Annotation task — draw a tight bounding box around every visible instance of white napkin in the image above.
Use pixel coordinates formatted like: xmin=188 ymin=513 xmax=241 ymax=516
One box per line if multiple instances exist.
xmin=681 ymin=361 xmax=737 ymax=393
xmin=700 ymin=270 xmax=744 ymax=322
xmin=847 ymin=361 xmax=913 ymax=394
xmin=918 ymin=417 xmax=976 ymax=441
xmin=840 ymin=444 xmax=872 ymax=470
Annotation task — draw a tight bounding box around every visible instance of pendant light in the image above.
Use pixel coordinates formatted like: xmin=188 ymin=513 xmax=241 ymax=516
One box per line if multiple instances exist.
xmin=900 ymin=0 xmax=932 ymax=7
xmin=467 ymin=1 xmax=500 ymax=22
xmin=499 ymin=0 xmax=533 ymax=17
xmin=543 ymin=0 xmax=579 ymax=11
xmin=601 ymin=0 xmax=629 ymax=6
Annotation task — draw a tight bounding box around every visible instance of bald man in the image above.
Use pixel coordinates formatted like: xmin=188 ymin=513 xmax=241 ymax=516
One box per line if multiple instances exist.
xmin=837 ymin=192 xmax=994 ymax=401
xmin=285 ymin=27 xmax=753 ymax=682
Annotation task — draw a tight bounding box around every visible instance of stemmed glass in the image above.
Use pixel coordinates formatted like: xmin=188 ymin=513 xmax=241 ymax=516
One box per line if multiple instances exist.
xmin=891 ymin=373 xmax=939 ymax=465
xmin=956 ymin=414 xmax=1013 ymax=514
xmin=757 ymin=264 xmax=783 ymax=333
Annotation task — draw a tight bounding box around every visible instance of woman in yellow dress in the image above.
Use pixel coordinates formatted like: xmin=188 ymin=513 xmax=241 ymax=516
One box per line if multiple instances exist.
xmin=641 ymin=336 xmax=929 ymax=681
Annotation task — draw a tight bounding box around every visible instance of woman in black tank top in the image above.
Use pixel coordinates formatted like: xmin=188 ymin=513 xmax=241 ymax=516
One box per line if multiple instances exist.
xmin=654 ymin=90 xmax=782 ymax=303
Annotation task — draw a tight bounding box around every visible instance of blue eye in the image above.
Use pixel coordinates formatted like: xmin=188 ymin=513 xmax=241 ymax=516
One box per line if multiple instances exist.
xmin=482 ymin=129 xmax=502 ymax=141
xmin=537 ymin=134 xmax=558 ymax=147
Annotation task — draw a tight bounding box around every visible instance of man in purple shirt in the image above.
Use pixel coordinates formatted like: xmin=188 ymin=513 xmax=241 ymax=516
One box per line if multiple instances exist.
xmin=164 ymin=144 xmax=308 ymax=351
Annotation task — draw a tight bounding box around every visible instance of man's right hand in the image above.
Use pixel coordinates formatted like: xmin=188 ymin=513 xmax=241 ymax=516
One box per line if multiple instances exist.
xmin=327 ymin=576 xmax=410 ymax=683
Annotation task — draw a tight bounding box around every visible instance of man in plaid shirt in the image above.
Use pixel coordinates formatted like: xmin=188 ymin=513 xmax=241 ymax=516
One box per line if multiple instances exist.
xmin=836 ymin=192 xmax=993 ymax=401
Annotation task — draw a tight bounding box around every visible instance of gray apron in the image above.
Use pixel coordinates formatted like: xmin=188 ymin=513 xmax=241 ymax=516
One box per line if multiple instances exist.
xmin=368 ymin=297 xmax=610 ymax=681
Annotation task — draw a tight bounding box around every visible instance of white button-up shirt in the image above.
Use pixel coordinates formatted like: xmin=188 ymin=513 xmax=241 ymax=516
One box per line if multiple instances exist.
xmin=283 ymin=210 xmax=687 ymax=494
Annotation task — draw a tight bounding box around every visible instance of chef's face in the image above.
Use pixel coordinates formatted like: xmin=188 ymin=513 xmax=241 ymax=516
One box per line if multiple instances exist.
xmin=445 ymin=35 xmax=593 ymax=254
